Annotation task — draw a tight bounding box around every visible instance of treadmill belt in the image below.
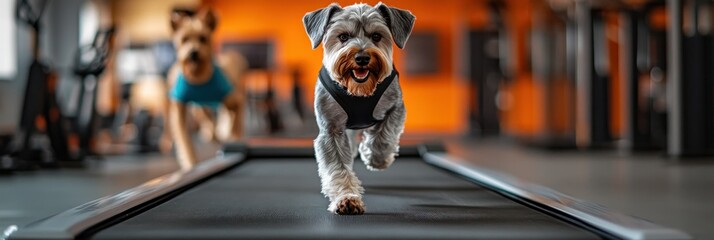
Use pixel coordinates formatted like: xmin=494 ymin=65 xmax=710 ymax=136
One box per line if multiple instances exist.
xmin=91 ymin=158 xmax=600 ymax=239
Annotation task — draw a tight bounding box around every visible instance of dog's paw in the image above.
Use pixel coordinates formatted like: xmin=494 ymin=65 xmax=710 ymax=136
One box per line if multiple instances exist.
xmin=365 ymin=153 xmax=395 ymax=171
xmin=329 ymin=197 xmax=365 ymax=215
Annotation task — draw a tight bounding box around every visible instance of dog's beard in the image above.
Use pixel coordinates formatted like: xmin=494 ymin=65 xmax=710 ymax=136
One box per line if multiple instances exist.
xmin=180 ymin=58 xmax=212 ymax=81
xmin=332 ymin=48 xmax=390 ymax=97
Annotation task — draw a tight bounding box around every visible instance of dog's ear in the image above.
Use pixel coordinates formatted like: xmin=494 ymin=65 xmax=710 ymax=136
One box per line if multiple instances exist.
xmin=197 ymin=8 xmax=218 ymax=32
xmin=171 ymin=11 xmax=189 ymax=32
xmin=375 ymin=2 xmax=416 ymax=49
xmin=303 ymin=3 xmax=342 ymax=49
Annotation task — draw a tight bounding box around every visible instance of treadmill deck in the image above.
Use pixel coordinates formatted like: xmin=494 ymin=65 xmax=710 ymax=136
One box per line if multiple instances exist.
xmin=90 ymin=157 xmax=599 ymax=239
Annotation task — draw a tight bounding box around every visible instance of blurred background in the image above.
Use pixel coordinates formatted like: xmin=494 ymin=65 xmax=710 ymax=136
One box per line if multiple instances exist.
xmin=1 ymin=0 xmax=712 ymax=156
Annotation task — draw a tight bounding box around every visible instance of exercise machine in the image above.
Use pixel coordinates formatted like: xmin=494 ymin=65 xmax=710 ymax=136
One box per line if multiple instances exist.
xmin=5 ymin=141 xmax=690 ymax=239
xmin=2 ymin=0 xmax=71 ymax=171
xmin=574 ymin=1 xmax=617 ymax=149
xmin=70 ymin=26 xmax=116 ymax=159
xmin=620 ymin=1 xmax=669 ymax=151
xmin=1 ymin=0 xmax=114 ymax=172
xmin=667 ymin=0 xmax=714 ymax=157
xmin=526 ymin=0 xmax=579 ymax=148
xmin=464 ymin=1 xmax=503 ymax=137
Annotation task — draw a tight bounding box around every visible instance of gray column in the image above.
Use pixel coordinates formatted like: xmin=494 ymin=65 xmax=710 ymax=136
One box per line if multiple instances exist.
xmin=667 ymin=0 xmax=682 ymax=156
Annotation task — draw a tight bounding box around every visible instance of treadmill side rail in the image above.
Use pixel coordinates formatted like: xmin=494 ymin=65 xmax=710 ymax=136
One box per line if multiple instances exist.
xmin=422 ymin=152 xmax=692 ymax=240
xmin=7 ymin=153 xmax=246 ymax=240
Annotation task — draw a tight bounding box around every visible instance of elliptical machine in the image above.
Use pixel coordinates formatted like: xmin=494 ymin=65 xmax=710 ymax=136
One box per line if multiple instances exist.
xmin=70 ymin=27 xmax=116 ymax=160
xmin=0 ymin=0 xmax=113 ymax=173
xmin=0 ymin=0 xmax=67 ymax=172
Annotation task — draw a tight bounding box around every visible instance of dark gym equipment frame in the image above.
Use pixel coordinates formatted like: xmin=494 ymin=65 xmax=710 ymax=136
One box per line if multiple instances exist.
xmin=667 ymin=0 xmax=714 ymax=157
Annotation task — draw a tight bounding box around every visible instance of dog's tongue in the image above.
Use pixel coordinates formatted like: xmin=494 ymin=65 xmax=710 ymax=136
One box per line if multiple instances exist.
xmin=352 ymin=69 xmax=369 ymax=80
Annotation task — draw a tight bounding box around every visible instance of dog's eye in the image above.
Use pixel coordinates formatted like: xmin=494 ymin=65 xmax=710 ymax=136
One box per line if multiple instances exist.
xmin=338 ymin=33 xmax=350 ymax=42
xmin=198 ymin=36 xmax=208 ymax=44
xmin=181 ymin=36 xmax=189 ymax=43
xmin=371 ymin=33 xmax=382 ymax=42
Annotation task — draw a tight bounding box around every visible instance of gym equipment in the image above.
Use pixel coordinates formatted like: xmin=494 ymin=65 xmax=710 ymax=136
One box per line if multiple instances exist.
xmin=589 ymin=8 xmax=613 ymax=147
xmin=667 ymin=0 xmax=714 ymax=157
xmin=1 ymin=0 xmax=114 ymax=172
xmin=621 ymin=2 xmax=669 ymax=151
xmin=291 ymin=67 xmax=307 ymax=121
xmin=110 ymin=43 xmax=173 ymax=153
xmin=465 ymin=30 xmax=501 ymax=136
xmin=0 ymin=134 xmax=12 ymax=162
xmin=574 ymin=1 xmax=616 ymax=148
xmin=3 ymin=0 xmax=71 ymax=171
xmin=222 ymin=41 xmax=283 ymax=136
xmin=264 ymin=72 xmax=283 ymax=134
xmin=464 ymin=1 xmax=504 ymax=137
xmin=6 ymin=141 xmax=690 ymax=239
xmin=69 ymin=27 xmax=117 ymax=159
xmin=526 ymin=1 xmax=578 ymax=148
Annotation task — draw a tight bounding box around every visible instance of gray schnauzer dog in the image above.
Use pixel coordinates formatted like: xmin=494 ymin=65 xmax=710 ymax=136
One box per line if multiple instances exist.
xmin=303 ymin=2 xmax=415 ymax=215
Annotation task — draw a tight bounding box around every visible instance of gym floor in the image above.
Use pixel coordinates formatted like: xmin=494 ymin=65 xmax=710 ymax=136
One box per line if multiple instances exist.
xmin=2 ymin=137 xmax=712 ymax=239
xmin=0 ymin=142 xmax=218 ymax=233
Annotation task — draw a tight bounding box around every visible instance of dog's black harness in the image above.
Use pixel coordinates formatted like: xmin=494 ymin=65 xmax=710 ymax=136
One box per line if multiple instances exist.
xmin=319 ymin=66 xmax=398 ymax=129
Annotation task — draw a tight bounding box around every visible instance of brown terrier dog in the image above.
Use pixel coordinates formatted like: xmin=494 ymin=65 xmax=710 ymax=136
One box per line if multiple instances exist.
xmin=167 ymin=8 xmax=246 ymax=170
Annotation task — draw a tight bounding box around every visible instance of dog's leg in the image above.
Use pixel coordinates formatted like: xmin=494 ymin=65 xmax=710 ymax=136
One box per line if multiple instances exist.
xmin=215 ymin=105 xmax=241 ymax=142
xmin=193 ymin=107 xmax=218 ymax=142
xmin=169 ymin=101 xmax=197 ymax=170
xmin=215 ymin=106 xmax=230 ymax=142
xmin=218 ymin=51 xmax=247 ymax=140
xmin=347 ymin=129 xmax=361 ymax=159
xmin=360 ymin=104 xmax=406 ymax=171
xmin=221 ymin=93 xmax=244 ymax=140
xmin=159 ymin=90 xmax=173 ymax=154
xmin=315 ymin=127 xmax=365 ymax=215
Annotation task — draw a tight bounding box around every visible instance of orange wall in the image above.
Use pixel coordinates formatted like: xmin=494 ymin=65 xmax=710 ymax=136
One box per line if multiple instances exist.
xmin=111 ymin=0 xmax=200 ymax=44
xmin=204 ymin=0 xmax=490 ymax=134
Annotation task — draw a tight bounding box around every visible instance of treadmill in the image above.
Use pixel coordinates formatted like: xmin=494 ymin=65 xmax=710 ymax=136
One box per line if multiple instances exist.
xmin=5 ymin=140 xmax=690 ymax=240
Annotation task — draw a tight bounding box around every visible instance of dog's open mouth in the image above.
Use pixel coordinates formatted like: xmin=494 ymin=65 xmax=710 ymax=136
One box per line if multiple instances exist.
xmin=350 ymin=69 xmax=370 ymax=83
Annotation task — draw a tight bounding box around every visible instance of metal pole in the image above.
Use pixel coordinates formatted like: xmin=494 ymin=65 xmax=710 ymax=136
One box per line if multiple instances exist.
xmin=575 ymin=0 xmax=592 ymax=148
xmin=619 ymin=11 xmax=634 ymax=150
xmin=667 ymin=0 xmax=682 ymax=156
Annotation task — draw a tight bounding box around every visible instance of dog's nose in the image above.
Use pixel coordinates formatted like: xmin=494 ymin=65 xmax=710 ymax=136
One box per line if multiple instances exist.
xmin=355 ymin=52 xmax=370 ymax=66
xmin=189 ymin=51 xmax=200 ymax=61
